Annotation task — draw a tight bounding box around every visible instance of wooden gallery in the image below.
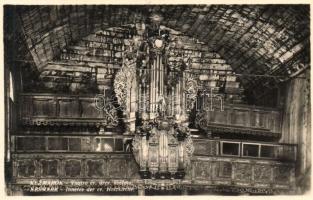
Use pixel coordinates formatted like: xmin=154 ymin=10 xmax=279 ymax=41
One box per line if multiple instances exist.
xmin=3 ymin=5 xmax=311 ymax=195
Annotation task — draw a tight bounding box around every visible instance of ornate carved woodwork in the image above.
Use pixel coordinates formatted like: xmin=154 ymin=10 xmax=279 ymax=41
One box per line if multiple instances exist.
xmin=12 ymin=135 xmax=297 ymax=162
xmin=11 ymin=153 xmax=295 ymax=193
xmin=64 ymin=160 xmax=81 ymax=177
xmin=10 ymin=23 xmax=299 ymax=194
xmin=131 ymin=120 xmax=194 ymax=179
xmin=12 ymin=153 xmax=138 ymax=179
xmin=20 ymin=94 xmax=118 ymax=127
xmin=111 ymin=24 xmax=201 ymax=179
xmin=254 ymin=165 xmax=272 ymax=183
xmin=16 ymin=160 xmax=36 ymax=178
xmin=87 ymin=160 xmax=104 ymax=177
xmin=195 ymin=104 xmax=282 ymax=139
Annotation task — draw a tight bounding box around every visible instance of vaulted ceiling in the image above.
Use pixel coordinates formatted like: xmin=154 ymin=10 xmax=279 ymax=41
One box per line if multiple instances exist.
xmin=4 ymin=5 xmax=310 ymax=104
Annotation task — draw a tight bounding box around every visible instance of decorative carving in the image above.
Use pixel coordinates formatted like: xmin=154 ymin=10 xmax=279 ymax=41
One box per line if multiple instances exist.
xmin=17 ymin=160 xmax=36 ymax=178
xmin=184 ymin=73 xmax=198 ymax=111
xmin=193 ymin=140 xmax=219 ymax=156
xmin=132 ymin=119 xmax=193 ymax=179
xmin=254 ymin=165 xmax=272 ymax=182
xmin=193 ymin=105 xmax=282 ymax=139
xmin=21 ymin=94 xmax=120 ymax=127
xmin=194 ymin=161 xmax=211 ymax=179
xmin=274 ymin=165 xmax=291 ymax=183
xmin=167 ymin=72 xmax=180 ymax=87
xmin=114 ymin=66 xmax=129 ymax=109
xmin=99 ymin=98 xmax=119 ymax=126
xmin=183 ymin=136 xmax=194 ymax=166
xmin=235 ymin=163 xmax=252 ymax=181
xmin=195 ymin=111 xmax=207 ymax=130
xmin=217 ymin=162 xmax=232 ymax=178
xmin=40 ymin=160 xmax=58 ymax=177
xmin=87 ymin=160 xmax=104 ymax=177
xmin=108 ymin=159 xmax=127 ymax=178
xmin=64 ymin=160 xmax=81 ymax=177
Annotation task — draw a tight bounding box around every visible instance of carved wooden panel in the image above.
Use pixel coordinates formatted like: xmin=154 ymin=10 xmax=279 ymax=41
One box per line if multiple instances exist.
xmin=232 ymin=110 xmax=248 ymax=126
xmin=198 ymin=104 xmax=282 ymax=136
xmin=86 ymin=159 xmax=104 ymax=177
xmin=274 ymin=165 xmax=291 ymax=184
xmin=107 ymin=159 xmax=127 ymax=178
xmin=20 ymin=94 xmax=118 ymax=127
xmin=11 ymin=154 xmax=296 ymax=191
xmin=17 ymin=160 xmax=36 ymax=178
xmin=58 ymin=99 xmax=80 ymax=117
xmin=40 ymin=160 xmax=59 ymax=177
xmin=32 ymin=99 xmax=56 ymax=117
xmin=68 ymin=138 xmax=82 ymax=151
xmin=272 ymin=112 xmax=281 ymax=133
xmin=194 ymin=161 xmax=211 ymax=180
xmin=48 ymin=138 xmax=68 ymax=151
xmin=16 ymin=137 xmax=46 ymax=151
xmin=212 ymin=110 xmax=228 ymax=124
xmin=216 ymin=161 xmax=232 ymax=178
xmin=251 ymin=111 xmax=266 ymax=128
xmin=64 ymin=160 xmax=81 ymax=177
xmin=21 ymin=97 xmax=33 ymax=117
xmin=234 ymin=163 xmax=252 ymax=181
xmin=193 ymin=140 xmax=218 ymax=156
xmin=80 ymin=99 xmax=102 ymax=118
xmin=254 ymin=165 xmax=272 ymax=183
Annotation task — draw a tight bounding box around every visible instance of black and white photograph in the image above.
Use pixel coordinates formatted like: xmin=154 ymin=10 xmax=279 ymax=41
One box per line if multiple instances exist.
xmin=2 ymin=3 xmax=311 ymax=196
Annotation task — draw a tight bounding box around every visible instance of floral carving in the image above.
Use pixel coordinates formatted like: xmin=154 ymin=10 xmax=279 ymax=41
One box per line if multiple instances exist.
xmin=235 ymin=163 xmax=252 ymax=181
xmin=102 ymin=101 xmax=119 ymax=126
xmin=254 ymin=165 xmax=271 ymax=182
xmin=185 ymin=73 xmax=198 ymax=111
xmin=184 ymin=136 xmax=194 ymax=167
xmin=113 ymin=63 xmax=136 ymax=109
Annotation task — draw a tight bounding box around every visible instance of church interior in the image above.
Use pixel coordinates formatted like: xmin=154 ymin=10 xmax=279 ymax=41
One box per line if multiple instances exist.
xmin=3 ymin=5 xmax=311 ymax=195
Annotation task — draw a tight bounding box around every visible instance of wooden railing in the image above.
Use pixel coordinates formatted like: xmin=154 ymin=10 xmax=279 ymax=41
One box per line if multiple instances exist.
xmin=195 ymin=103 xmax=282 ymax=138
xmin=12 ymin=135 xmax=133 ymax=153
xmin=11 ymin=152 xmax=295 ymax=193
xmin=189 ymin=156 xmax=295 ymax=191
xmin=19 ymin=93 xmax=118 ymax=127
xmin=12 ymin=135 xmax=296 ymax=162
xmin=193 ymin=138 xmax=297 ymax=162
xmin=10 ymin=136 xmax=296 ymax=193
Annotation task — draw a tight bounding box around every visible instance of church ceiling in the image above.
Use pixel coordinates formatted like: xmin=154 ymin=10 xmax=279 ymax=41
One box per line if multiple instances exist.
xmin=4 ymin=5 xmax=310 ymax=102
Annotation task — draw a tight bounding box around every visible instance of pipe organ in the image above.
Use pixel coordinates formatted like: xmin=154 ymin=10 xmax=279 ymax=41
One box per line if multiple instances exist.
xmin=114 ymin=25 xmax=197 ymax=179
xmin=8 ymin=21 xmax=297 ymax=195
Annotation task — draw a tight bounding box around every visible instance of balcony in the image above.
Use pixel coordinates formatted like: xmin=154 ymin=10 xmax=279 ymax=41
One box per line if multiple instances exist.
xmin=195 ymin=103 xmax=282 ymax=139
xmin=10 ymin=135 xmax=296 ymax=194
xmin=19 ymin=93 xmax=118 ymax=127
